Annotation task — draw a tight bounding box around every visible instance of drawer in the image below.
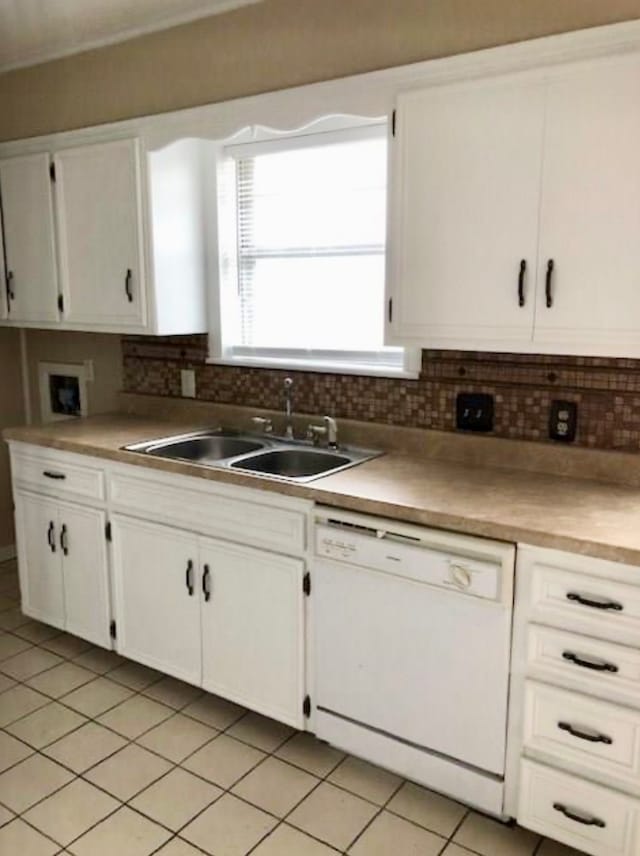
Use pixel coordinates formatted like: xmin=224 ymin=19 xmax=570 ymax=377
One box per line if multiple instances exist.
xmin=10 ymin=445 xmax=105 ymax=502
xmin=526 ymin=624 xmax=640 ymax=709
xmin=518 ymin=759 xmax=638 ymax=856
xmin=108 ymin=467 xmax=307 ymax=556
xmin=523 ymin=680 xmax=640 ymax=792
xmin=529 ymin=559 xmax=640 ymax=646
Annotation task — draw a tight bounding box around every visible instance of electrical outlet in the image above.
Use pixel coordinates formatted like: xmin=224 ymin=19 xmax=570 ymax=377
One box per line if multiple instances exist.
xmin=549 ymin=400 xmax=577 ymax=442
xmin=456 ymin=393 xmax=494 ymax=432
xmin=180 ymin=369 xmax=196 ymax=399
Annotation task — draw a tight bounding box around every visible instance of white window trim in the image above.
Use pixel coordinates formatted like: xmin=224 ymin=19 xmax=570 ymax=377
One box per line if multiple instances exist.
xmin=208 ymin=115 xmax=420 ymax=378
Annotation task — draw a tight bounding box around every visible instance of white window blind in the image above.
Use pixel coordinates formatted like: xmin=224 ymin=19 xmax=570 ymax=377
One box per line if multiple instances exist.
xmin=222 ymin=126 xmax=409 ymax=372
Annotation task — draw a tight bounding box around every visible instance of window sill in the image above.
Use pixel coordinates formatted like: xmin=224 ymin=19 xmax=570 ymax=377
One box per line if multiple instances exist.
xmin=206 ymin=355 xmax=420 ymax=380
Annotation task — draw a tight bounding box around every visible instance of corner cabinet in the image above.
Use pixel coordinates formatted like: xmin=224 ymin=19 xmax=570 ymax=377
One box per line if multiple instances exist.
xmin=0 ymin=137 xmax=207 ymax=335
xmin=386 ymin=54 xmax=640 ymax=357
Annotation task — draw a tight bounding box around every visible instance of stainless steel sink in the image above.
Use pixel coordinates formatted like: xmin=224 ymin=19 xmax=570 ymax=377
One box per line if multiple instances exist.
xmin=124 ymin=430 xmax=266 ymax=463
xmin=123 ymin=428 xmax=381 ymax=482
xmin=230 ymin=449 xmax=351 ymax=479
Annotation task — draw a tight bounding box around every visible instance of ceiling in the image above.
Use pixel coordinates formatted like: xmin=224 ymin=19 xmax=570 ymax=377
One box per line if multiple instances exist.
xmin=0 ymin=0 xmax=262 ymax=72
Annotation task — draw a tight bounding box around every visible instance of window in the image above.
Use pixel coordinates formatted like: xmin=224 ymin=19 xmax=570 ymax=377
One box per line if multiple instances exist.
xmin=212 ymin=122 xmax=417 ymax=376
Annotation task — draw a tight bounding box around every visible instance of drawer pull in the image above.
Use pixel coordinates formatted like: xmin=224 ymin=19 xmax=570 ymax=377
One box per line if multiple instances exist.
xmin=566 ymin=592 xmax=623 ymax=611
xmin=562 ymin=651 xmax=619 ymax=673
xmin=43 ymin=470 xmax=66 ymax=480
xmin=557 ymin=721 xmax=613 ymax=745
xmin=553 ymin=802 xmax=606 ymax=829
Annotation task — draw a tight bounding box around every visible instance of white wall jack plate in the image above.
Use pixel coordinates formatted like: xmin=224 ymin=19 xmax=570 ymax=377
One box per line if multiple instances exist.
xmin=181 ymin=369 xmax=196 ymax=398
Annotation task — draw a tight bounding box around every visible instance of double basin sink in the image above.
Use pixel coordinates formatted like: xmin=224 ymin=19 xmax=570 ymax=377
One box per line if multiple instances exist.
xmin=123 ymin=429 xmax=381 ymax=482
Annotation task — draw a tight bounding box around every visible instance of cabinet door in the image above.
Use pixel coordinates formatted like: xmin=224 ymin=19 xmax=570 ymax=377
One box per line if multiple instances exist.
xmin=58 ymin=501 xmax=111 ymax=648
xmin=54 ymin=139 xmax=146 ymax=329
xmin=110 ymin=515 xmax=201 ymax=684
xmin=14 ymin=491 xmax=64 ymax=628
xmin=0 ymin=153 xmax=59 ymax=323
xmin=534 ymin=57 xmax=640 ymax=354
xmin=200 ymin=538 xmax=304 ymax=727
xmin=387 ymin=77 xmax=545 ymax=347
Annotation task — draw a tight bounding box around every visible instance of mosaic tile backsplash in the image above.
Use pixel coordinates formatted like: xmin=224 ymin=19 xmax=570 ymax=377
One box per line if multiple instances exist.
xmin=122 ymin=335 xmax=640 ymax=452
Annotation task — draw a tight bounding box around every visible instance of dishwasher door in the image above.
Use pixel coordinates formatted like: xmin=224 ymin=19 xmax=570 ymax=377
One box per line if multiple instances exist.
xmin=313 ymin=537 xmax=514 ymax=776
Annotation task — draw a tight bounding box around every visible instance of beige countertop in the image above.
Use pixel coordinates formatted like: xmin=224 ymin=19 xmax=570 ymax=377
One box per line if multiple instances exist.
xmin=5 ymin=413 xmax=640 ymax=566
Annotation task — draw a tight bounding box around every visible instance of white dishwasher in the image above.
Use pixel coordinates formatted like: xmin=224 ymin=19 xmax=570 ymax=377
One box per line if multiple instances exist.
xmin=312 ymin=507 xmax=516 ymax=816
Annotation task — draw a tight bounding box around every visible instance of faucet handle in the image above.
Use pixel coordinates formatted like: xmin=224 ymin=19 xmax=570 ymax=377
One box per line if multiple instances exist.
xmin=251 ymin=416 xmax=273 ymax=434
xmin=306 ymin=424 xmax=327 ymax=446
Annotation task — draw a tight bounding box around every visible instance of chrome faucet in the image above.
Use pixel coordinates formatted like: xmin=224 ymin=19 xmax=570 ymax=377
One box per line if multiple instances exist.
xmin=283 ymin=377 xmax=294 ymax=440
xmin=306 ymin=416 xmax=339 ymax=449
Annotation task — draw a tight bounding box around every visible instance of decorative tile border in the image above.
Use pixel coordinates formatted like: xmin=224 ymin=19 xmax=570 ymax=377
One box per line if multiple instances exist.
xmin=121 ymin=336 xmax=640 ymax=452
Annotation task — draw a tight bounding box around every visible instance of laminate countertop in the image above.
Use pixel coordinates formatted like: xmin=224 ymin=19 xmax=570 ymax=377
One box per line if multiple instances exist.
xmin=5 ymin=413 xmax=640 ymax=566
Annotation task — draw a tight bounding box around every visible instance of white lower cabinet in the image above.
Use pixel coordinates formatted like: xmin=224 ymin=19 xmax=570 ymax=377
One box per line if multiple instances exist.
xmin=511 ymin=545 xmax=640 ymax=855
xmin=110 ymin=515 xmax=201 ymax=685
xmin=14 ymin=489 xmax=110 ymax=646
xmin=200 ymin=538 xmax=304 ymax=727
xmin=110 ymin=515 xmax=305 ymax=728
xmin=15 ymin=491 xmax=65 ymax=629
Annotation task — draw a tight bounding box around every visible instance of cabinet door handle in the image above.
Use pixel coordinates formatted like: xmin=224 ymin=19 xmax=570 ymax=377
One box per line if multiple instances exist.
xmin=558 ymin=721 xmax=613 ymax=745
xmin=43 ymin=470 xmax=66 ymax=480
xmin=545 ymin=258 xmax=554 ymax=307
xmin=6 ymin=270 xmax=14 ymax=301
xmin=47 ymin=521 xmax=56 ymax=553
xmin=562 ymin=650 xmax=618 ymax=673
xmin=202 ymin=564 xmax=211 ymax=602
xmin=553 ymin=803 xmax=606 ymax=829
xmin=60 ymin=524 xmax=69 ymax=556
xmin=518 ymin=259 xmax=526 ymax=307
xmin=566 ymin=591 xmax=623 ymax=612
xmin=185 ymin=560 xmax=194 ymax=596
xmin=125 ymin=268 xmax=133 ymax=303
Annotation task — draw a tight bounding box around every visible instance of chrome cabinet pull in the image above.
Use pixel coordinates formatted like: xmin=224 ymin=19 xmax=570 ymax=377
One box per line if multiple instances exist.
xmin=47 ymin=521 xmax=56 ymax=553
xmin=553 ymin=802 xmax=606 ymax=829
xmin=558 ymin=721 xmax=613 ymax=745
xmin=562 ymin=650 xmax=618 ymax=673
xmin=202 ymin=564 xmax=211 ymax=602
xmin=6 ymin=270 xmax=14 ymax=301
xmin=185 ymin=560 xmax=194 ymax=596
xmin=518 ymin=259 xmax=526 ymax=307
xmin=566 ymin=591 xmax=623 ymax=612
xmin=545 ymin=258 xmax=554 ymax=307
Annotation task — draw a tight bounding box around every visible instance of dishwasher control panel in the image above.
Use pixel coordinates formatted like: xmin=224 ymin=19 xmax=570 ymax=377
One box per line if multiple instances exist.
xmin=316 ymin=523 xmax=504 ymax=601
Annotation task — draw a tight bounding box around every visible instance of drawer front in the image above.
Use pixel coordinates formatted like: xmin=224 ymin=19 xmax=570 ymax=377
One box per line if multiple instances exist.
xmin=10 ymin=446 xmax=105 ymax=502
xmin=530 ymin=561 xmax=640 ymax=645
xmin=518 ymin=759 xmax=638 ymax=856
xmin=109 ymin=469 xmax=306 ymax=555
xmin=523 ymin=680 xmax=640 ymax=791
xmin=526 ymin=624 xmax=640 ymax=709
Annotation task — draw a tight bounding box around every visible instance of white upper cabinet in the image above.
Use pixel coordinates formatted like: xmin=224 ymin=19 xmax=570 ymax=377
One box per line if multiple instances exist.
xmin=54 ymin=139 xmax=146 ymax=328
xmin=0 ymin=137 xmax=207 ymax=335
xmin=534 ymin=58 xmax=640 ymax=352
xmin=387 ymin=55 xmax=640 ymax=357
xmin=387 ymin=78 xmax=545 ymax=346
xmin=0 ymin=153 xmax=59 ymax=323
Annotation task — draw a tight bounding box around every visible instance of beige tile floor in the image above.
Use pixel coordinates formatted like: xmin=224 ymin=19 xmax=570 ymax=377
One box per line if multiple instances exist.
xmin=0 ymin=558 xmax=586 ymax=856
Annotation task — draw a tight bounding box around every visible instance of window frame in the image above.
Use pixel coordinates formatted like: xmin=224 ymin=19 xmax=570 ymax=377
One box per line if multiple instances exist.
xmin=207 ymin=117 xmax=419 ymax=378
